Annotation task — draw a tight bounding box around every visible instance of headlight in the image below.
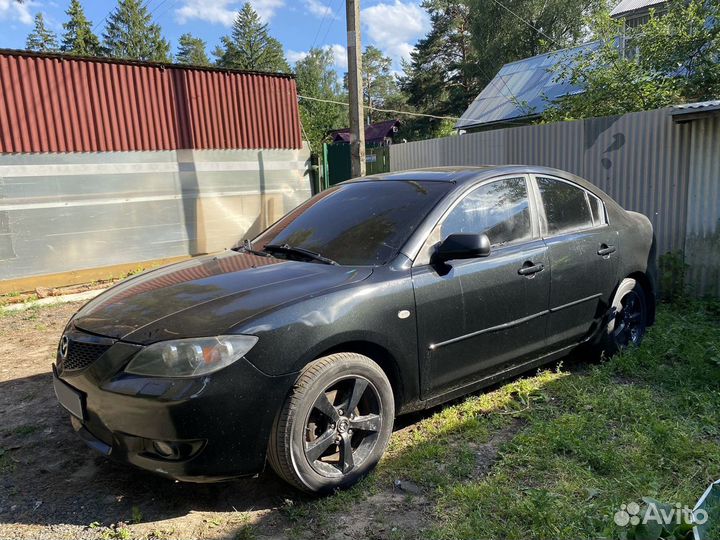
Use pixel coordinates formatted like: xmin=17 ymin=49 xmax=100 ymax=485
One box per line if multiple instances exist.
xmin=124 ymin=335 xmax=258 ymax=377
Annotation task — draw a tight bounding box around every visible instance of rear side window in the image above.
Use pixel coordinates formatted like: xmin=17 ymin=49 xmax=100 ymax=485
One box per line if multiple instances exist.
xmin=440 ymin=177 xmax=533 ymax=247
xmin=536 ymin=177 xmax=595 ymax=235
xmin=588 ymin=192 xmax=606 ymax=226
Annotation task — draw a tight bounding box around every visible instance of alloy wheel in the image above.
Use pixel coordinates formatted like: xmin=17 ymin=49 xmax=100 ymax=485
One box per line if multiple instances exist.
xmin=303 ymin=376 xmax=382 ymax=477
xmin=613 ymin=290 xmax=646 ymax=347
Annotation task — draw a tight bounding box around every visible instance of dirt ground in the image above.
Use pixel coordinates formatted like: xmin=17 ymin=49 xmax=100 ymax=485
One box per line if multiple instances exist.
xmin=0 ymin=301 xmax=443 ymax=540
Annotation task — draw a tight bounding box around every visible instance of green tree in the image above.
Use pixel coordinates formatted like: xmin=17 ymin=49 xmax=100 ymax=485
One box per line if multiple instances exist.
xmin=295 ymin=47 xmax=346 ymax=154
xmin=26 ymin=13 xmax=58 ymax=53
xmin=60 ymin=0 xmax=101 ymax=56
xmin=344 ymin=46 xmax=400 ymax=125
xmin=102 ymin=0 xmax=171 ymax=62
xmin=467 ymin=0 xmax=605 ymax=93
xmin=399 ymin=0 xmax=481 ymax=140
xmin=214 ymin=3 xmax=290 ymax=73
xmin=176 ymin=33 xmax=209 ymax=66
xmin=542 ymin=0 xmax=720 ymax=122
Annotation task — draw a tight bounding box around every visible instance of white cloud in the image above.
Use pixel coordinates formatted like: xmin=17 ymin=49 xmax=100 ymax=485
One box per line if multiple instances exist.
xmin=176 ymin=0 xmax=284 ymax=26
xmin=329 ymin=43 xmax=347 ymax=71
xmin=285 ymin=44 xmax=347 ymax=72
xmin=304 ymin=0 xmax=334 ymax=18
xmin=0 ymin=0 xmax=33 ymax=24
xmin=286 ymin=49 xmax=309 ymax=64
xmin=249 ymin=0 xmax=285 ymax=20
xmin=361 ymin=0 xmax=430 ymax=67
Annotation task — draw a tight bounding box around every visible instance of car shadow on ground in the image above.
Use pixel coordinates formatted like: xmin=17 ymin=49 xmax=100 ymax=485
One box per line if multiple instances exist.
xmin=0 ymin=352 xmax=588 ymax=537
xmin=0 ymin=371 xmax=307 ymax=529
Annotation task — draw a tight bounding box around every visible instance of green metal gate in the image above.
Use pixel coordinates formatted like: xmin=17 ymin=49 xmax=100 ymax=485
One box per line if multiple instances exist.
xmin=366 ymin=146 xmax=390 ymax=176
xmin=322 ymin=144 xmax=391 ymax=188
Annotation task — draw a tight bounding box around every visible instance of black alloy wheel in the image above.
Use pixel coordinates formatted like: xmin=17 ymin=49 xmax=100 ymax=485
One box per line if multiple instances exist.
xmin=268 ymin=353 xmax=395 ymax=493
xmin=613 ymin=289 xmax=646 ymax=348
xmin=599 ymin=277 xmax=648 ymax=357
xmin=304 ymin=376 xmax=383 ymax=477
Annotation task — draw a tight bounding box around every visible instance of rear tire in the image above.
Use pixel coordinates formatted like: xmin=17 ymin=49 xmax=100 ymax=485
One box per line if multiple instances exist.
xmin=268 ymin=353 xmax=395 ymax=493
xmin=597 ymin=278 xmax=648 ymax=357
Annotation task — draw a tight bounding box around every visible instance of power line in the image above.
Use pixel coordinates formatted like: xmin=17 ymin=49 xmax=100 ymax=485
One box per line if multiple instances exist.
xmin=91 ymin=0 xmax=158 ymax=35
xmin=152 ymin=0 xmax=181 ymax=22
xmin=297 ymin=94 xmax=535 ymax=127
xmin=489 ymin=0 xmax=562 ymax=48
xmin=308 ymin=0 xmax=336 ymax=52
xmin=150 ymin=0 xmax=174 ymax=17
xmin=318 ymin=0 xmax=341 ymax=50
xmin=299 ymin=94 xmax=460 ymax=120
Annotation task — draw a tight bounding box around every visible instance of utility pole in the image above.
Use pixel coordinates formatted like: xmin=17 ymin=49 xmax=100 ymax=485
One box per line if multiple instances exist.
xmin=346 ymin=0 xmax=366 ymax=177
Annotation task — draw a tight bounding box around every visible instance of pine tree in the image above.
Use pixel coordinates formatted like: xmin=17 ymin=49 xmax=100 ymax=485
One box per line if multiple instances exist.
xmin=344 ymin=46 xmax=399 ymax=125
xmin=398 ymin=1 xmax=482 ymax=139
xmin=103 ymin=0 xmax=171 ymax=62
xmin=176 ymin=33 xmax=210 ymax=66
xmin=214 ymin=3 xmax=289 ymax=73
xmin=61 ymin=0 xmax=101 ymax=56
xmin=26 ymin=13 xmax=58 ymax=53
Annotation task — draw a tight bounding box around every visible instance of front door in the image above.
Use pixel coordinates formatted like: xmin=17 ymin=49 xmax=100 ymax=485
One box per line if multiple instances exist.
xmin=411 ymin=176 xmax=551 ymax=400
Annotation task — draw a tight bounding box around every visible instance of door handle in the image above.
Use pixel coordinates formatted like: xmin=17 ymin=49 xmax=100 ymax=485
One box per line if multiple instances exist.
xmin=518 ymin=262 xmax=544 ymax=276
xmin=597 ymin=244 xmax=616 ymax=256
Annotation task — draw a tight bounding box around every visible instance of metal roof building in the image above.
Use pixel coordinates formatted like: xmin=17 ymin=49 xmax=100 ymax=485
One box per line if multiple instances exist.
xmin=610 ymin=0 xmax=666 ymax=18
xmin=455 ymin=42 xmax=599 ymax=131
xmin=0 ymin=49 xmax=311 ymax=292
xmin=455 ymin=0 xmax=671 ymax=132
xmin=0 ymin=49 xmax=303 ymax=153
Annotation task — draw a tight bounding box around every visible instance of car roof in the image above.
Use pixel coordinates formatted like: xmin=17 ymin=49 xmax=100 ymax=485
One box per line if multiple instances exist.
xmin=347 ymin=165 xmax=612 ymax=201
xmin=350 ymin=165 xmax=574 ymax=184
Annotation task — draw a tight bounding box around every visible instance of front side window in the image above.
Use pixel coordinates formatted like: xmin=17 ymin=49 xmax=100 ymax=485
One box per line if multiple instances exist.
xmin=536 ymin=177 xmax=595 ymax=235
xmin=440 ymin=177 xmax=533 ymax=247
xmin=253 ymin=180 xmax=452 ymax=266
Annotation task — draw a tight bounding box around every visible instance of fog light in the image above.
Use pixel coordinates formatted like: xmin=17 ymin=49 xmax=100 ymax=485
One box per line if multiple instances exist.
xmin=152 ymin=440 xmax=177 ymax=458
xmin=146 ymin=438 xmax=205 ymax=461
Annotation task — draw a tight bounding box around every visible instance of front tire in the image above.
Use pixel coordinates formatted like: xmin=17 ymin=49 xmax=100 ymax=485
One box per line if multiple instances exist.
xmin=268 ymin=353 xmax=395 ymax=493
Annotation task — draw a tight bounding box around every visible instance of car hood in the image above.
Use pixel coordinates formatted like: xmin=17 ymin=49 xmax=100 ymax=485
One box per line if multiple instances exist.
xmin=72 ymin=251 xmax=373 ymax=344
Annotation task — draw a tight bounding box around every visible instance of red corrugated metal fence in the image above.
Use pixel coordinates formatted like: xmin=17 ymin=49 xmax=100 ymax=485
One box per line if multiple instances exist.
xmin=0 ymin=50 xmax=303 ymax=153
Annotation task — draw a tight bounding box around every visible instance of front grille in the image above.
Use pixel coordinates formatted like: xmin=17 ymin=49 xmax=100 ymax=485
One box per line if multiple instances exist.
xmin=60 ymin=340 xmax=112 ymax=371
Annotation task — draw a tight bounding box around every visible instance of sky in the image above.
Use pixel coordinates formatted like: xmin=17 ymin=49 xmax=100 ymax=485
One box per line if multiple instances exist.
xmin=0 ymin=0 xmax=431 ymax=74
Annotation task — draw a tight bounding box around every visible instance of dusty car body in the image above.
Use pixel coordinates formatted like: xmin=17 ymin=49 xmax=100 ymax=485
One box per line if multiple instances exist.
xmin=53 ymin=166 xmax=656 ymax=492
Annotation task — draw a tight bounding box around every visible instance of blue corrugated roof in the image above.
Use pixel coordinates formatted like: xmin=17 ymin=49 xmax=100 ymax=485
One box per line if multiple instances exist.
xmin=455 ymin=41 xmax=600 ymax=130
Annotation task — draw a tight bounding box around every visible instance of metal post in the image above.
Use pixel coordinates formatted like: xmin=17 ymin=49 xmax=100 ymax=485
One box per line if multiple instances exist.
xmin=346 ymin=0 xmax=366 ymax=177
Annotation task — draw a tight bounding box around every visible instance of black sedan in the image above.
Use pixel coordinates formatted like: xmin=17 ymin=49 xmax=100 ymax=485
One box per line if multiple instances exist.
xmin=53 ymin=166 xmax=656 ymax=493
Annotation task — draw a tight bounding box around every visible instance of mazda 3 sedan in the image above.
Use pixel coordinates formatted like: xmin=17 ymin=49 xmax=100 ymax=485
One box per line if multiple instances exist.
xmin=53 ymin=166 xmax=656 ymax=493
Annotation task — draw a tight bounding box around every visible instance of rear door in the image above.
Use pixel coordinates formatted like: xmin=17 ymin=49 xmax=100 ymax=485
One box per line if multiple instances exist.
xmin=531 ymin=175 xmax=619 ymax=349
xmin=411 ymin=175 xmax=551 ymax=399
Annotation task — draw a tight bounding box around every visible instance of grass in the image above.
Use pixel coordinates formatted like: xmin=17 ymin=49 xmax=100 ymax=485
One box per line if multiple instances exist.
xmin=288 ymin=300 xmax=720 ymax=539
xmin=0 ymin=448 xmax=13 ymax=474
xmin=12 ymin=425 xmax=39 ymax=436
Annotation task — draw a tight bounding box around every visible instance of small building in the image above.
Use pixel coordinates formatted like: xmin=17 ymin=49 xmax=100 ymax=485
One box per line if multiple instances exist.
xmin=0 ymin=49 xmax=311 ymax=293
xmin=454 ymin=42 xmax=598 ymax=132
xmin=610 ymin=0 xmax=667 ymax=28
xmin=329 ymin=119 xmax=401 ymax=146
xmin=456 ymin=0 xmax=668 ymax=132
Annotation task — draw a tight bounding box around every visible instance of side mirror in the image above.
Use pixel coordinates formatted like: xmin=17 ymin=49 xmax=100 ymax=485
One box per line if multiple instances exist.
xmin=435 ymin=233 xmax=491 ymax=262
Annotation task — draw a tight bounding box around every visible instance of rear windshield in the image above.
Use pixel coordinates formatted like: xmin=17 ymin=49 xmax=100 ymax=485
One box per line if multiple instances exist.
xmin=254 ymin=181 xmax=451 ymax=266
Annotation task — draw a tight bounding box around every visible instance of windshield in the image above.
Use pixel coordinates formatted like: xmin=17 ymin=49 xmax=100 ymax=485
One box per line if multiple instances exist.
xmin=253 ymin=181 xmax=452 ymax=266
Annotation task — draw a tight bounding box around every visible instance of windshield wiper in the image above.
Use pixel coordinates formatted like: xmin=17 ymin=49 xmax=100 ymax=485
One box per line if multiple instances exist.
xmin=263 ymin=243 xmax=338 ymax=265
xmin=232 ymin=239 xmax=273 ymax=258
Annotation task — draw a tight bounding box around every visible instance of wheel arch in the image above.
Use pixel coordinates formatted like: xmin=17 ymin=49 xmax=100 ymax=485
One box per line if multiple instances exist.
xmin=314 ymin=341 xmax=404 ymax=411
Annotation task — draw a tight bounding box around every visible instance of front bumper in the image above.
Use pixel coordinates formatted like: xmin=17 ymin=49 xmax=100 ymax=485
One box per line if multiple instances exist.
xmin=54 ymin=332 xmax=297 ymax=482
